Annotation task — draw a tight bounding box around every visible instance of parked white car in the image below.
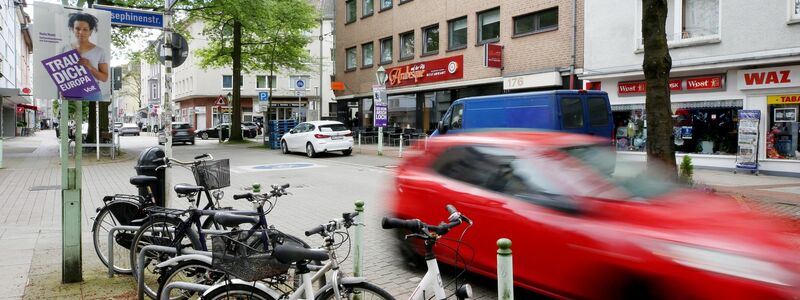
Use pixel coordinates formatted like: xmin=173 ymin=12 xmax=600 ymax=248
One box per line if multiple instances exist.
xmin=120 ymin=123 xmax=141 ymax=136
xmin=280 ymin=121 xmax=353 ymax=157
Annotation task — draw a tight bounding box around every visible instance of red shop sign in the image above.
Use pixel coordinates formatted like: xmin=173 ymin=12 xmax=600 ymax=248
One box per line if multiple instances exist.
xmin=685 ymin=75 xmax=724 ymax=91
xmin=617 ymin=79 xmax=681 ymax=95
xmin=387 ymin=55 xmax=464 ymax=88
xmin=484 ymin=44 xmax=502 ymax=69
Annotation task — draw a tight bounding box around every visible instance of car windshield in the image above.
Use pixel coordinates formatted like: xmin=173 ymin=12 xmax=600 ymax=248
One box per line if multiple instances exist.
xmin=560 ymin=144 xmax=678 ymax=200
xmin=172 ymin=123 xmax=191 ymax=129
xmin=319 ymin=124 xmax=348 ymax=132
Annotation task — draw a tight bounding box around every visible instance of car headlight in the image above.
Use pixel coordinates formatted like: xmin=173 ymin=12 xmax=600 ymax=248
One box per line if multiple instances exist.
xmin=649 ymin=242 xmax=795 ymax=286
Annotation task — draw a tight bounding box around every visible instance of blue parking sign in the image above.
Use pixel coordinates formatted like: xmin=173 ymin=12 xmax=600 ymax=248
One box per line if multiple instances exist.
xmin=259 ymin=91 xmax=269 ymax=102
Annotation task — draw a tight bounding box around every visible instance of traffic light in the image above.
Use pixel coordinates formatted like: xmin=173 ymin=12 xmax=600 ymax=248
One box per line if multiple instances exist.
xmin=112 ymin=67 xmax=123 ymax=90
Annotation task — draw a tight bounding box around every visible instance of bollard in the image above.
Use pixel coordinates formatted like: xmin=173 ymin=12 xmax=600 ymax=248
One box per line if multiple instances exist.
xmin=358 ymin=132 xmax=362 ymax=153
xmin=253 ymin=183 xmax=261 ymax=193
xmin=424 ymin=135 xmax=429 ymax=150
xmin=398 ymin=134 xmax=403 ymax=158
xmin=497 ymin=238 xmax=513 ymax=300
xmin=353 ymin=200 xmax=364 ymax=278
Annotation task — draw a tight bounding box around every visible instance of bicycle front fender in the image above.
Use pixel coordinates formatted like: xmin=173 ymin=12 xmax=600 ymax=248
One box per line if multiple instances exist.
xmin=202 ymin=279 xmax=282 ymax=299
xmin=155 ymin=254 xmax=211 ymax=269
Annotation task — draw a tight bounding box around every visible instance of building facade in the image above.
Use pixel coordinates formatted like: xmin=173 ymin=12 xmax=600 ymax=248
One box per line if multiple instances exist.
xmin=0 ymin=0 xmax=34 ymax=137
xmin=582 ymin=0 xmax=800 ymax=175
xmin=334 ymin=0 xmax=584 ymax=134
xmin=139 ymin=59 xmax=163 ymax=130
xmin=172 ymin=7 xmax=335 ymax=131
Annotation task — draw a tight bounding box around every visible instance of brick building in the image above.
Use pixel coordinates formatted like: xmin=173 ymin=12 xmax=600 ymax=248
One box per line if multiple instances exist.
xmin=334 ymin=0 xmax=584 ymax=134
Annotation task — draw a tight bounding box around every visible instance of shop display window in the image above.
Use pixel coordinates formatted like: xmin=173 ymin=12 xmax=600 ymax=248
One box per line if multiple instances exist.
xmin=767 ymin=104 xmax=800 ymax=160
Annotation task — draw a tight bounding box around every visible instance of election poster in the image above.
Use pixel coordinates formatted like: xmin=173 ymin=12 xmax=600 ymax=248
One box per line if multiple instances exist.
xmin=736 ymin=110 xmax=761 ymax=170
xmin=32 ymin=2 xmax=112 ymax=101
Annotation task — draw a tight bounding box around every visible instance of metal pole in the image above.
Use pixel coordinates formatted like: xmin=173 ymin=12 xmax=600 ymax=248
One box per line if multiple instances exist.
xmin=358 ymin=132 xmax=362 ymax=153
xmin=62 ymin=99 xmax=83 ymax=283
xmin=161 ymin=3 xmax=175 ymax=207
xmin=497 ymin=238 xmax=513 ymax=300
xmin=377 ymin=127 xmax=383 ymax=156
xmin=319 ymin=9 xmax=324 ymax=121
xmin=398 ymin=133 xmax=403 ymax=158
xmin=95 ymin=101 xmax=99 ymax=160
xmin=353 ymin=200 xmax=364 ymax=278
xmin=0 ymin=99 xmax=4 ymax=169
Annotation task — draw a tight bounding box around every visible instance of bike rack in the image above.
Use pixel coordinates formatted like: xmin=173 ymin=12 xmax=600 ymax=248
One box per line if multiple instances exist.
xmin=159 ymin=282 xmax=211 ymax=300
xmin=107 ymin=225 xmax=231 ymax=277
xmin=136 ymin=245 xmax=215 ymax=300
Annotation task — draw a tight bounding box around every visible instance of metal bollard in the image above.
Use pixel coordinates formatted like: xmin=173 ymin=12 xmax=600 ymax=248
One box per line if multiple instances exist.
xmin=424 ymin=135 xmax=429 ymax=150
xmin=353 ymin=200 xmax=364 ymax=277
xmin=358 ymin=132 xmax=362 ymax=153
xmin=398 ymin=134 xmax=403 ymax=158
xmin=497 ymin=238 xmax=513 ymax=300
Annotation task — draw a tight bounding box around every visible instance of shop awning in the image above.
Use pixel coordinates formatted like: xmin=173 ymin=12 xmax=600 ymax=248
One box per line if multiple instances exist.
xmin=611 ymin=99 xmax=743 ymax=112
xmin=17 ymin=103 xmax=38 ymax=111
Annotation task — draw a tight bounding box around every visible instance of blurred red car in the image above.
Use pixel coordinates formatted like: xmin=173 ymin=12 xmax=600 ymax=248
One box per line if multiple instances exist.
xmin=388 ymin=131 xmax=800 ymax=300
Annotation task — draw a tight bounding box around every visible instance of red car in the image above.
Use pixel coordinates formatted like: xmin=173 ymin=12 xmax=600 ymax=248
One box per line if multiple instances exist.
xmin=388 ymin=131 xmax=800 ymax=300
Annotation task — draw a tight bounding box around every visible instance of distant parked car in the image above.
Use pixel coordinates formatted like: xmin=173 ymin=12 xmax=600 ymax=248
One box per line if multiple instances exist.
xmin=242 ymin=121 xmax=262 ymax=136
xmin=158 ymin=122 xmax=195 ymax=145
xmin=280 ymin=121 xmax=353 ymax=157
xmin=120 ymin=123 xmax=141 ymax=136
xmin=112 ymin=122 xmax=123 ymax=133
xmin=196 ymin=123 xmax=255 ymax=140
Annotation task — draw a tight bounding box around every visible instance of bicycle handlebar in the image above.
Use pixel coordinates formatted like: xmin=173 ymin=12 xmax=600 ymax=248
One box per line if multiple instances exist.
xmin=153 ymin=154 xmax=214 ymax=168
xmin=381 ymin=204 xmax=469 ymax=237
xmin=305 ymin=211 xmax=361 ymax=237
xmin=233 ymin=193 xmax=253 ymax=200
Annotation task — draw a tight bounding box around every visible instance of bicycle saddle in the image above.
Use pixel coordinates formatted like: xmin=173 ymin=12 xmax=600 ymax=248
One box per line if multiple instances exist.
xmin=130 ymin=176 xmax=159 ymax=187
xmin=213 ymin=213 xmax=259 ymax=228
xmin=273 ymin=245 xmax=329 ymax=264
xmin=174 ymin=183 xmax=205 ymax=195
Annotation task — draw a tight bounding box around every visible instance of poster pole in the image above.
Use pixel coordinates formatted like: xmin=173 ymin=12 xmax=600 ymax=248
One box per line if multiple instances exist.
xmin=163 ymin=1 xmax=174 ymax=207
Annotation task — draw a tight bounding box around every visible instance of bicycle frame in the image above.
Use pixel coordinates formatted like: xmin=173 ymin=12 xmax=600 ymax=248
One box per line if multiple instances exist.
xmin=409 ymin=240 xmax=447 ymax=300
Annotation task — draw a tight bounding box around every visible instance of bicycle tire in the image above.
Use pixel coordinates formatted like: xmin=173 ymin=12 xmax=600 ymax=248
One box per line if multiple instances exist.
xmin=130 ymin=216 xmax=202 ymax=299
xmin=315 ymin=281 xmax=396 ymax=300
xmin=156 ymin=259 xmax=224 ymax=300
xmin=202 ymin=283 xmax=276 ymax=300
xmin=92 ymin=202 xmax=139 ymax=274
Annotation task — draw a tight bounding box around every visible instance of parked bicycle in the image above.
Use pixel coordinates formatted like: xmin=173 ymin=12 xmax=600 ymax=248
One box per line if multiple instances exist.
xmin=382 ymin=205 xmax=474 ymax=300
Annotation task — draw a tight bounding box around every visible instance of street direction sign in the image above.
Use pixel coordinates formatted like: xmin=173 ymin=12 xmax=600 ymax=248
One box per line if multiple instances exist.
xmin=259 ymin=91 xmax=269 ymax=102
xmin=93 ymin=5 xmax=164 ymax=29
xmin=167 ymin=0 xmax=179 ymax=10
xmin=215 ymin=95 xmax=227 ymax=106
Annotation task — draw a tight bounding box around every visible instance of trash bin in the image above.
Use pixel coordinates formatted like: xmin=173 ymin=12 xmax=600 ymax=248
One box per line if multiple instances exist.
xmin=134 ymin=147 xmax=166 ymax=206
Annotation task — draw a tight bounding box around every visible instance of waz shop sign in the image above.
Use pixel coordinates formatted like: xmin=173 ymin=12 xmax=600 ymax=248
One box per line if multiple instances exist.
xmin=386 ymin=55 xmax=463 ymax=88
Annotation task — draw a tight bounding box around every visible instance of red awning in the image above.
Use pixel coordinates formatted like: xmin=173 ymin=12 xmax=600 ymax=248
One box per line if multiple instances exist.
xmin=17 ymin=103 xmax=38 ymax=111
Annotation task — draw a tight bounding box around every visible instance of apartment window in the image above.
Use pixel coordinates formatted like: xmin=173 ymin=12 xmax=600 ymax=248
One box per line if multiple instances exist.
xmin=363 ymin=0 xmax=373 ymax=17
xmin=380 ymin=0 xmax=391 ymax=10
xmin=514 ymin=7 xmax=558 ymax=36
xmin=793 ymin=0 xmax=800 ymax=21
xmin=399 ymin=31 xmax=414 ymax=60
xmin=636 ymin=0 xmax=720 ymax=47
xmin=423 ymin=25 xmax=439 ymax=55
xmin=256 ymin=75 xmax=276 ymax=89
xmin=362 ymin=42 xmax=374 ymax=67
xmin=222 ymin=75 xmax=243 ymax=89
xmin=448 ymin=17 xmax=467 ymax=50
xmin=478 ymin=8 xmax=500 ymax=44
xmin=346 ymin=0 xmax=356 ymax=23
xmin=380 ymin=37 xmax=393 ymax=64
xmin=346 ymin=47 xmax=357 ymax=71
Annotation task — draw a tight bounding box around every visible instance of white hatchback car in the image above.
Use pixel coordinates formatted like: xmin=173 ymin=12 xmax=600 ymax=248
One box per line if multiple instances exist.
xmin=281 ymin=121 xmax=353 ymax=157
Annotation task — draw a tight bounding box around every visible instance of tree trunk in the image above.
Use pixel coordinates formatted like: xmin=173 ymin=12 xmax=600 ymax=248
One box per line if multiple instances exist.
xmin=230 ymin=20 xmax=243 ymax=141
xmin=642 ymin=0 xmax=676 ymax=176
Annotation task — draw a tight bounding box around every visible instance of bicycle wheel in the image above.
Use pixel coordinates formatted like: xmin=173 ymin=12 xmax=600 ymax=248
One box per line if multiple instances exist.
xmin=92 ymin=203 xmax=138 ymax=274
xmin=156 ymin=260 xmax=224 ymax=300
xmin=130 ymin=216 xmax=201 ymax=299
xmin=315 ymin=281 xmax=396 ymax=300
xmin=203 ymin=283 xmax=276 ymax=300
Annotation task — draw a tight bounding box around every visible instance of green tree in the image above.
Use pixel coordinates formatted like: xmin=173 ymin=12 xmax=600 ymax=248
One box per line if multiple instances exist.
xmin=642 ymin=0 xmax=677 ymax=177
xmin=191 ymin=0 xmax=318 ymax=141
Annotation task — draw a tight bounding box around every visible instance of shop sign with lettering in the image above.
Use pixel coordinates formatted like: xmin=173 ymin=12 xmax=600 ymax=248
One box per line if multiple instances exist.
xmin=618 ymin=76 xmax=725 ymax=96
xmin=738 ymin=66 xmax=800 ymax=90
xmin=386 ymin=55 xmax=463 ymax=88
xmin=767 ymin=94 xmax=800 ymax=104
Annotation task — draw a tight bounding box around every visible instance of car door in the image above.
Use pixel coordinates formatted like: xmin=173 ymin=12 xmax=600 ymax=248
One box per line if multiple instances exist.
xmin=425 ymin=145 xmax=576 ymax=292
xmin=284 ymin=123 xmax=306 ymax=151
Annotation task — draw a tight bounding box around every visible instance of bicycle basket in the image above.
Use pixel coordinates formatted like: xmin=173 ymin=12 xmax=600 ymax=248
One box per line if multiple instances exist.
xmin=193 ymin=159 xmax=231 ymax=190
xmin=211 ymin=231 xmax=290 ymax=282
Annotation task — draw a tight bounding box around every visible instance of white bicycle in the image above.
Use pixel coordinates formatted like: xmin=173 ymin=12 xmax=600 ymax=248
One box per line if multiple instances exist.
xmin=381 ymin=205 xmax=474 ymax=300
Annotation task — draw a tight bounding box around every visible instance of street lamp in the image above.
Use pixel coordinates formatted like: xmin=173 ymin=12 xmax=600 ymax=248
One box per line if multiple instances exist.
xmin=375 ymin=66 xmax=388 ymax=155
xmin=221 ymin=92 xmax=232 ymax=143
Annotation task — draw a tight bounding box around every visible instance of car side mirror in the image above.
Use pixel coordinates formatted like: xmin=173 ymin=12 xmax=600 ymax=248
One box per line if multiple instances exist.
xmin=289 ymin=129 xmax=296 ymax=134
xmin=438 ymin=121 xmax=448 ymax=134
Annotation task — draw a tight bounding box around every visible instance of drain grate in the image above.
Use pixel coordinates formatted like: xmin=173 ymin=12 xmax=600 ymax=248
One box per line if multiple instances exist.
xmin=29 ymin=185 xmax=62 ymax=191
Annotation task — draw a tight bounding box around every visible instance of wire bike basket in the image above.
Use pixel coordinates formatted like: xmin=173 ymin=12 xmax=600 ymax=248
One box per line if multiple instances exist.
xmin=211 ymin=231 xmax=290 ymax=282
xmin=193 ymin=159 xmax=231 ymax=190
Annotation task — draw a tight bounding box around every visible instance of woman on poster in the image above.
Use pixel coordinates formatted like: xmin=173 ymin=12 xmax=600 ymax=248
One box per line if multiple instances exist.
xmin=60 ymin=12 xmax=108 ymax=100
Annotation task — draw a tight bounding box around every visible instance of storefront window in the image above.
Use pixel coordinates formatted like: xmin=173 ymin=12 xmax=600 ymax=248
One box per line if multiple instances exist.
xmin=767 ymin=101 xmax=799 ymax=160
xmin=387 ymin=94 xmax=416 ymax=129
xmin=362 ymin=98 xmax=374 ymax=128
xmin=612 ymin=102 xmax=741 ymax=155
xmin=424 ymin=91 xmax=451 ymax=134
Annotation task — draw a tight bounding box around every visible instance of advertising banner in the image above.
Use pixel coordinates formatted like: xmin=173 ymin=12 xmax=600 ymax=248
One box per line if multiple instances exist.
xmin=736 ymin=110 xmax=761 ymax=170
xmin=32 ymin=2 xmax=112 ymax=101
xmin=386 ymin=56 xmax=463 ymax=88
xmin=372 ymin=85 xmax=387 ymax=127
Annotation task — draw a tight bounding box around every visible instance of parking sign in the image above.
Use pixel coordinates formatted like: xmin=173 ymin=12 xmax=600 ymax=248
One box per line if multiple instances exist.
xmin=259 ymin=91 xmax=269 ymax=102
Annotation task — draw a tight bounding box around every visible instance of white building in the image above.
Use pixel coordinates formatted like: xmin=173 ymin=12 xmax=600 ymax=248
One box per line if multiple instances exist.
xmin=139 ymin=59 xmax=162 ymax=129
xmin=582 ymin=0 xmax=800 ymax=176
xmin=171 ymin=2 xmax=335 ymax=130
xmin=0 ymin=0 xmax=34 ymax=137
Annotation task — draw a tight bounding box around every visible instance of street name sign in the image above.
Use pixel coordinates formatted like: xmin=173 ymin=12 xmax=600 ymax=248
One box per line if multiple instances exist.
xmin=93 ymin=5 xmax=164 ymax=29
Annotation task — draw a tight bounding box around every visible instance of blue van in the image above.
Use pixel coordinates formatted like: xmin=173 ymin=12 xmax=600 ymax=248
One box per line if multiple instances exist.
xmin=433 ymin=90 xmax=614 ymax=139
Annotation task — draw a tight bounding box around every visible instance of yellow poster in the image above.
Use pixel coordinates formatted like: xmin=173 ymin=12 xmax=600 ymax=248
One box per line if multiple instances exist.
xmin=767 ymin=95 xmax=800 ymax=104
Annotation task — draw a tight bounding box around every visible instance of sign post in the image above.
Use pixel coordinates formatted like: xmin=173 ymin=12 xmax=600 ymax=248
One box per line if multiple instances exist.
xmin=373 ymin=85 xmax=387 ymax=155
xmin=216 ymin=95 xmax=227 ymax=143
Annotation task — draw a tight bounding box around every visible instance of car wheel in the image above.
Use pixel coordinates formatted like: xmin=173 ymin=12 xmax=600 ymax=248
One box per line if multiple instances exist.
xmin=200 ymin=132 xmax=209 ymax=140
xmin=191 ymin=139 xmax=195 ymax=145
xmin=281 ymin=141 xmax=289 ymax=154
xmin=342 ymin=149 xmax=352 ymax=156
xmin=306 ymin=143 xmax=316 ymax=158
